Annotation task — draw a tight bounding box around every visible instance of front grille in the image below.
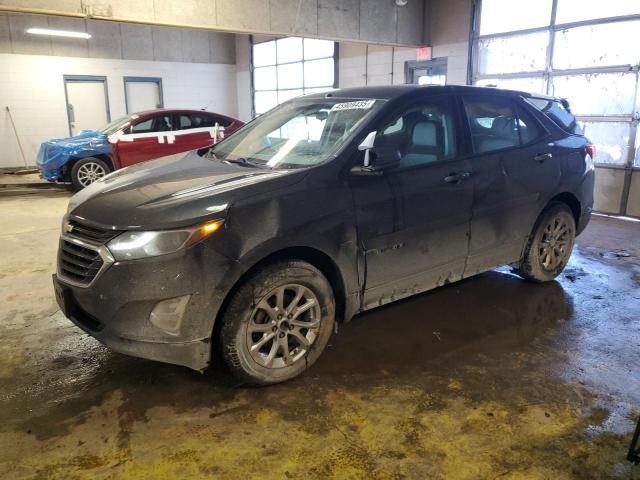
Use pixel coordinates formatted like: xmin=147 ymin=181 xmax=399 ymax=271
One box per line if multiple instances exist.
xmin=67 ymin=219 xmax=120 ymax=244
xmin=59 ymin=239 xmax=104 ymax=285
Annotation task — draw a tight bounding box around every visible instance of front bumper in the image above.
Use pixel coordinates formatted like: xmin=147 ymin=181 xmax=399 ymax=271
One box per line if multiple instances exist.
xmin=53 ymin=239 xmax=239 ymax=372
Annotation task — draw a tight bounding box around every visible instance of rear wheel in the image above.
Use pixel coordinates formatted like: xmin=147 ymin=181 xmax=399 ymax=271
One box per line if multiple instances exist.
xmin=71 ymin=157 xmax=110 ymax=190
xmin=219 ymin=260 xmax=335 ymax=385
xmin=515 ymin=202 xmax=576 ymax=282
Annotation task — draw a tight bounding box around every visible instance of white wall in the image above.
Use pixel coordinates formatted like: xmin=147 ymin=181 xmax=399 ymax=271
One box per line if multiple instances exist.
xmin=432 ymin=42 xmax=469 ymax=85
xmin=0 ymin=54 xmax=238 ymax=168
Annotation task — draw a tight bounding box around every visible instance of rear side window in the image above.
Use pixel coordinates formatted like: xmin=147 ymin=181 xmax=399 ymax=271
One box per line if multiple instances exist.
xmin=462 ymin=95 xmax=543 ymax=154
xmin=525 ymin=97 xmax=582 ymax=135
xmin=128 ymin=115 xmax=173 ymax=134
xmin=178 ymin=113 xmax=232 ymax=130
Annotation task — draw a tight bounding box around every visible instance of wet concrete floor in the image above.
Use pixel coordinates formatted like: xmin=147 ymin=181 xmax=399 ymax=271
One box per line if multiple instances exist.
xmin=0 ymin=192 xmax=639 ymax=479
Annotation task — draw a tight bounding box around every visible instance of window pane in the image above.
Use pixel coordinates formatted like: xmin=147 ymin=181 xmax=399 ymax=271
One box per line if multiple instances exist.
xmin=254 ymin=91 xmax=278 ymax=115
xmin=277 ymin=89 xmax=303 ymax=103
xmin=554 ymin=21 xmax=640 ymax=69
xmin=556 ymin=0 xmax=640 ymax=24
xmin=478 ymin=31 xmax=548 ymax=75
xmin=304 ymin=38 xmax=334 ymax=60
xmin=551 ymin=73 xmax=637 ymax=115
xmin=254 ymin=66 xmax=277 ymax=91
xmin=277 ymin=62 xmax=303 ymax=89
xmin=476 ymin=77 xmax=546 ymax=95
xmin=304 ymin=58 xmax=334 ymax=88
xmin=517 ymin=106 xmax=543 ymax=144
xmin=253 ymin=41 xmax=276 ymax=67
xmin=377 ymin=98 xmax=458 ymax=167
xmin=480 ymin=0 xmax=553 ymax=35
xmin=463 ymin=96 xmax=519 ymax=154
xmin=635 ymin=125 xmax=640 ymax=167
xmin=276 ymin=37 xmax=303 ymax=64
xmin=582 ymin=122 xmax=630 ymax=165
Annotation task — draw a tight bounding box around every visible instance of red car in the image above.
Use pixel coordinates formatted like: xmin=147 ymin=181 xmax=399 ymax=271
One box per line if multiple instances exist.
xmin=37 ymin=109 xmax=244 ymax=189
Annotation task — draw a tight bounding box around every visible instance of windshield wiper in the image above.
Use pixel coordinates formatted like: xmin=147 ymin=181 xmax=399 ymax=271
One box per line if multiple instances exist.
xmin=224 ymin=157 xmax=265 ymax=168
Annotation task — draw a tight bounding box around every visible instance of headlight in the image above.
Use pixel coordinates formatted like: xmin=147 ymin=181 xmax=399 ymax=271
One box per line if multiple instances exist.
xmin=107 ymin=219 xmax=224 ymax=261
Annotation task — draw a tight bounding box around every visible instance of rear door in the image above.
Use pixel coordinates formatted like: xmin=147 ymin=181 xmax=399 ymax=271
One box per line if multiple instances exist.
xmin=460 ymin=94 xmax=561 ymax=276
xmin=173 ymin=112 xmax=229 ymax=153
xmin=351 ymin=94 xmax=474 ymax=308
xmin=113 ymin=114 xmax=176 ymax=167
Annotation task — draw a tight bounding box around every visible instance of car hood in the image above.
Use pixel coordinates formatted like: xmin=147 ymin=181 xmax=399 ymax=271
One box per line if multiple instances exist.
xmin=46 ymin=130 xmax=106 ymax=147
xmin=68 ymin=151 xmax=304 ymax=230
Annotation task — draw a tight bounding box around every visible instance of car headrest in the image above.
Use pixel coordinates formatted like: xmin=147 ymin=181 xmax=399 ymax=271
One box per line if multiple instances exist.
xmin=412 ymin=121 xmax=437 ymax=147
xmin=491 ymin=116 xmax=516 ymax=138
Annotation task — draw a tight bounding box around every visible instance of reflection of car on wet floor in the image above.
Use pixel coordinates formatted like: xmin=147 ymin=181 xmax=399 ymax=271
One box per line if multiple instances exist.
xmin=36 ymin=109 xmax=244 ymax=189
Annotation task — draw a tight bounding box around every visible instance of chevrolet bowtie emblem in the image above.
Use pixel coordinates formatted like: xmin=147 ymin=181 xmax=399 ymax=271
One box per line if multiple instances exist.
xmin=63 ymin=221 xmax=74 ymax=233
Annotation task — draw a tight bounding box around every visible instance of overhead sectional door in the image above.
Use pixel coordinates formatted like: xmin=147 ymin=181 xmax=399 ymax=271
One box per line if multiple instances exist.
xmin=472 ymin=0 xmax=640 ymax=217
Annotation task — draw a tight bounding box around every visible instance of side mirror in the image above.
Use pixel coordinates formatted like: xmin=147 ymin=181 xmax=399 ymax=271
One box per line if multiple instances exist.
xmin=352 ymin=130 xmax=400 ymax=175
xmin=351 ymin=146 xmax=401 ymax=175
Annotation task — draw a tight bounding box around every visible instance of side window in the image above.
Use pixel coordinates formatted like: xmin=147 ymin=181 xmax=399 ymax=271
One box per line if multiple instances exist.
xmin=375 ymin=97 xmax=458 ymax=168
xmin=129 ymin=115 xmax=173 ymax=134
xmin=178 ymin=114 xmax=193 ymax=130
xmin=462 ymin=96 xmax=520 ymax=154
xmin=516 ymin=105 xmax=544 ymax=144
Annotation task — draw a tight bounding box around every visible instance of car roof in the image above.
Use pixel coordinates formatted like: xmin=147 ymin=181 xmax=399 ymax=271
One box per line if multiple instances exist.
xmin=130 ymin=109 xmax=238 ymax=120
xmin=303 ymin=85 xmax=561 ymax=102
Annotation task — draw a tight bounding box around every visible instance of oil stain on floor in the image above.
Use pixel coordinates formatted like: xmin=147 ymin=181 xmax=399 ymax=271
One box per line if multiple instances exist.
xmin=0 ymin=194 xmax=638 ymax=479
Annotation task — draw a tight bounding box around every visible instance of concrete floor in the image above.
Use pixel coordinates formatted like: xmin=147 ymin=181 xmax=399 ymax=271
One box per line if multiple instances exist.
xmin=0 ymin=191 xmax=639 ymax=480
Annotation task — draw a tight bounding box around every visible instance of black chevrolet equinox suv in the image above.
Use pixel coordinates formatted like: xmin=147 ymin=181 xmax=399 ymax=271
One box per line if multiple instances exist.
xmin=54 ymin=85 xmax=595 ymax=385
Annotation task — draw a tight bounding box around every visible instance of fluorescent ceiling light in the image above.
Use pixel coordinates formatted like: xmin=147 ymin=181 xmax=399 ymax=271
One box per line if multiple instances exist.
xmin=26 ymin=28 xmax=91 ymax=39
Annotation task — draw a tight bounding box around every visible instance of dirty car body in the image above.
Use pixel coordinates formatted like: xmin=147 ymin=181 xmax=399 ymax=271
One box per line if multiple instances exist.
xmin=52 ymin=85 xmax=595 ymax=378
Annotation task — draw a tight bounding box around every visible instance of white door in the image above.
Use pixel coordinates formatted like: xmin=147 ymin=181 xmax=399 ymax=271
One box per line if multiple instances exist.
xmin=66 ymin=80 xmax=109 ymax=136
xmin=125 ymin=81 xmax=162 ymax=113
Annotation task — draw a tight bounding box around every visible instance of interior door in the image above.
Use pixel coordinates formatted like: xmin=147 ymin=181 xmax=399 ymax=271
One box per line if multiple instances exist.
xmin=64 ymin=76 xmax=109 ymax=136
xmin=124 ymin=78 xmax=163 ymax=113
xmin=113 ymin=114 xmax=176 ymax=167
xmin=460 ymin=94 xmax=561 ymax=276
xmin=351 ymin=95 xmax=474 ymax=309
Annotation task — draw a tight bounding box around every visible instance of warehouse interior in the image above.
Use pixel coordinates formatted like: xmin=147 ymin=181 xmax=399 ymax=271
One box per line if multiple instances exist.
xmin=0 ymin=0 xmax=639 ymax=478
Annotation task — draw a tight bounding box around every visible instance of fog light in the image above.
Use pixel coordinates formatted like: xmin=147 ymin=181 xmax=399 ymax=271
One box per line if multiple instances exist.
xmin=149 ymin=295 xmax=191 ymax=335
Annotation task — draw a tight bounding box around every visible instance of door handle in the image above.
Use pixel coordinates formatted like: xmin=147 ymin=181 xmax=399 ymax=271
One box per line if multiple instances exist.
xmin=534 ymin=152 xmax=552 ymax=163
xmin=443 ymin=171 xmax=471 ymax=184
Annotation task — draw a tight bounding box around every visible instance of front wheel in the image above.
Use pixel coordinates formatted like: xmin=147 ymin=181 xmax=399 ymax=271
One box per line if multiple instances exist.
xmin=219 ymin=260 xmax=335 ymax=385
xmin=515 ymin=202 xmax=576 ymax=282
xmin=71 ymin=157 xmax=111 ymax=190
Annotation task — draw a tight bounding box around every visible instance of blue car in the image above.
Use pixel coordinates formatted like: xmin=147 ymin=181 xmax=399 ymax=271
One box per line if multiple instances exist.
xmin=36 ymin=110 xmax=244 ymax=189
xmin=35 ymin=118 xmax=125 ymax=189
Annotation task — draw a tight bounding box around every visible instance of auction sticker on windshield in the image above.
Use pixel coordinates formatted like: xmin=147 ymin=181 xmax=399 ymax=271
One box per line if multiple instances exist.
xmin=330 ymin=100 xmax=376 ymax=111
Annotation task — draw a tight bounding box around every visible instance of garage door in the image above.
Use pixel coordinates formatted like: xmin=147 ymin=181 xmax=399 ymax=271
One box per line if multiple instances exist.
xmin=472 ymin=0 xmax=640 ymax=217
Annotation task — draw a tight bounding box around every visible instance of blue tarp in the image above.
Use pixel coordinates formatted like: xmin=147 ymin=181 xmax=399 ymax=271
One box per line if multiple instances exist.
xmin=36 ymin=130 xmax=113 ymax=181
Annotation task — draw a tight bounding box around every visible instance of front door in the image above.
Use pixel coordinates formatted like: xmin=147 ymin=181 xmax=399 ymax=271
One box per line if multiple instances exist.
xmin=351 ymin=95 xmax=474 ymax=309
xmin=113 ymin=114 xmax=177 ymax=167
xmin=460 ymin=94 xmax=561 ymax=276
xmin=64 ymin=76 xmax=110 ymax=136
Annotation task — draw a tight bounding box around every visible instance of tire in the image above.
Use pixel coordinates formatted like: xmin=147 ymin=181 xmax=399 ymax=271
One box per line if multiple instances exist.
xmin=219 ymin=260 xmax=335 ymax=386
xmin=70 ymin=157 xmax=111 ymax=190
xmin=515 ymin=201 xmax=576 ymax=282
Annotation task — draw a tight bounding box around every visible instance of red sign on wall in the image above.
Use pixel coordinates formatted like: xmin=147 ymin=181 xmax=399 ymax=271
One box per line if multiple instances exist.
xmin=417 ymin=47 xmax=431 ymax=60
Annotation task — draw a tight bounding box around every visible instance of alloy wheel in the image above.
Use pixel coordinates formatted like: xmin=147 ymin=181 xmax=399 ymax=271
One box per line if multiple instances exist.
xmin=538 ymin=214 xmax=573 ymax=271
xmin=246 ymin=284 xmax=321 ymax=369
xmin=77 ymin=162 xmax=107 ymax=187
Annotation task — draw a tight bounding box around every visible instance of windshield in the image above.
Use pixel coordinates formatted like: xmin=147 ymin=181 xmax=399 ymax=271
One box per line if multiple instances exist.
xmin=210 ymin=98 xmax=384 ymax=169
xmin=100 ymin=115 xmax=134 ymax=135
